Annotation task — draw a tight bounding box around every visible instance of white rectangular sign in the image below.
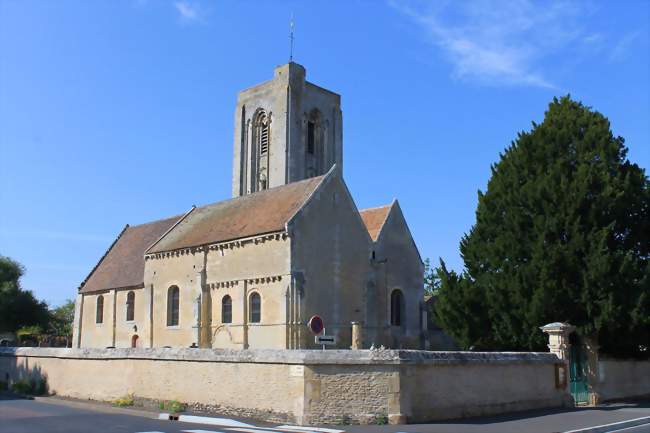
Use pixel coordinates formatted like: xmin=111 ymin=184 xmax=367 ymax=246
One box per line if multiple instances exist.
xmin=315 ymin=335 xmax=336 ymax=345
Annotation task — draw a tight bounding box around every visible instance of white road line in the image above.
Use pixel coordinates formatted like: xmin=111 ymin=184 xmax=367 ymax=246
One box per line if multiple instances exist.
xmin=135 ymin=431 xmax=166 ymax=433
xmin=564 ymin=416 xmax=650 ymax=433
xmin=181 ymin=430 xmax=227 ymax=433
xmin=177 ymin=415 xmax=256 ymax=427
xmin=228 ymin=428 xmax=308 ymax=433
xmin=607 ymin=425 xmax=650 ymax=433
xmin=276 ymin=426 xmax=345 ymax=433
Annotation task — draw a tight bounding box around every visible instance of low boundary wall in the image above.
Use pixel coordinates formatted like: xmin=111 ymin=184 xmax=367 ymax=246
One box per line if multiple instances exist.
xmin=0 ymin=348 xmax=568 ymax=424
xmin=596 ymin=359 xmax=650 ymax=402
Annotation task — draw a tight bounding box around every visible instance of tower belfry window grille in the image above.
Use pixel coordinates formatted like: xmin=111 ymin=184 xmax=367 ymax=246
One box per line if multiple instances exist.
xmin=260 ymin=122 xmax=269 ymax=155
xmin=252 ymin=110 xmax=270 ymax=191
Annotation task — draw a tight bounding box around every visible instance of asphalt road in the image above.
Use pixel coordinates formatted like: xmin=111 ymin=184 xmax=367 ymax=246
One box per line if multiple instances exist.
xmin=1 ymin=395 xmax=649 ymax=433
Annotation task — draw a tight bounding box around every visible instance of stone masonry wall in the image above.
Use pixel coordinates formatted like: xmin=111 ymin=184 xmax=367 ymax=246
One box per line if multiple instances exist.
xmin=0 ymin=348 xmax=567 ymax=425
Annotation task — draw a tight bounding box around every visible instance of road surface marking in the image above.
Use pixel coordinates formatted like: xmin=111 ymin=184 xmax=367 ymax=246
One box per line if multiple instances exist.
xmin=177 ymin=415 xmax=256 ymax=427
xmin=182 ymin=430 xmax=227 ymax=433
xmin=564 ymin=416 xmax=650 ymax=433
xmin=607 ymin=425 xmax=650 ymax=433
xmin=228 ymin=428 xmax=310 ymax=433
xmin=276 ymin=427 xmax=344 ymax=433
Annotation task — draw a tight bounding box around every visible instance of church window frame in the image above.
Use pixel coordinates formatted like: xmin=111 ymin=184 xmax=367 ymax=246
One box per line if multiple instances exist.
xmin=125 ymin=291 xmax=135 ymax=322
xmin=307 ymin=121 xmax=315 ymax=154
xmin=390 ymin=289 xmax=404 ymax=327
xmin=251 ymin=109 xmax=271 ymax=192
xmin=304 ymin=109 xmax=325 ymax=177
xmin=96 ymin=295 xmax=104 ymax=324
xmin=167 ymin=286 xmax=180 ymax=327
xmin=249 ymin=291 xmax=261 ymax=323
xmin=222 ymin=295 xmax=232 ymax=324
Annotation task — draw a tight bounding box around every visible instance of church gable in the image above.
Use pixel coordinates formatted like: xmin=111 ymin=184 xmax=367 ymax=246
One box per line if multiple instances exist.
xmin=359 ymin=204 xmax=392 ymax=242
xmin=373 ymin=201 xmax=422 ymax=264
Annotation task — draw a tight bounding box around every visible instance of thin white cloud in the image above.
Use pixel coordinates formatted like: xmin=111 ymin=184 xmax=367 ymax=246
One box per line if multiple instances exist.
xmin=390 ymin=0 xmax=594 ymax=88
xmin=609 ymin=31 xmax=640 ymax=62
xmin=174 ymin=1 xmax=202 ymax=23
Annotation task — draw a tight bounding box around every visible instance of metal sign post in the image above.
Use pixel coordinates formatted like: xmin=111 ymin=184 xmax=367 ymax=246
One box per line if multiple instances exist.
xmin=308 ymin=315 xmax=335 ymax=350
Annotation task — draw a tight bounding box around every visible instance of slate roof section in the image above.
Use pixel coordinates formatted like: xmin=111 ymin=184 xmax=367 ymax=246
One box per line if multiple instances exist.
xmin=79 ymin=215 xmax=183 ymax=294
xmin=148 ymin=175 xmax=326 ymax=254
xmin=359 ymin=204 xmax=392 ymax=241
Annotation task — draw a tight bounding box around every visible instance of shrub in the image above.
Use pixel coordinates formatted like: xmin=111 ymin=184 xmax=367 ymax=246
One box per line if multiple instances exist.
xmin=161 ymin=400 xmax=186 ymax=414
xmin=0 ymin=380 xmax=7 ymax=391
xmin=113 ymin=394 xmax=135 ymax=407
xmin=30 ymin=378 xmax=48 ymax=396
xmin=9 ymin=378 xmax=48 ymax=396
xmin=373 ymin=414 xmax=388 ymax=425
xmin=11 ymin=380 xmax=32 ymax=395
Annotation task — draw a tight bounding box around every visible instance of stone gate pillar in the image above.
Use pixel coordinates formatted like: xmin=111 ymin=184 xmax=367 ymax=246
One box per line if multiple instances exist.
xmin=540 ymin=322 xmax=575 ymax=361
xmin=351 ymin=322 xmax=363 ymax=350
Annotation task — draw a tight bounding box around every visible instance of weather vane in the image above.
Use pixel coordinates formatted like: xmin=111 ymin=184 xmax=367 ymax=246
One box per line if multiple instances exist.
xmin=289 ymin=13 xmax=295 ymax=62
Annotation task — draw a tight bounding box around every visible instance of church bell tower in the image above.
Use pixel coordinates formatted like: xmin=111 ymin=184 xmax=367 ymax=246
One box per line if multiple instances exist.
xmin=232 ymin=62 xmax=343 ymax=197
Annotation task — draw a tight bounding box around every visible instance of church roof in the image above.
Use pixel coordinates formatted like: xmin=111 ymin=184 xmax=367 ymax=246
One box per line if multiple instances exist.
xmin=78 ymin=215 xmax=183 ymax=294
xmin=147 ymin=175 xmax=326 ymax=254
xmin=359 ymin=204 xmax=392 ymax=241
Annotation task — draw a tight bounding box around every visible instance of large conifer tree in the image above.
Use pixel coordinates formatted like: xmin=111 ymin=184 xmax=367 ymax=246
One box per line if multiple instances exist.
xmin=436 ymin=96 xmax=649 ymax=357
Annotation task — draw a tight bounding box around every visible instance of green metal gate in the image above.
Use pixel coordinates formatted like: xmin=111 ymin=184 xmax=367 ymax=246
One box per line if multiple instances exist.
xmin=569 ymin=340 xmax=589 ymax=404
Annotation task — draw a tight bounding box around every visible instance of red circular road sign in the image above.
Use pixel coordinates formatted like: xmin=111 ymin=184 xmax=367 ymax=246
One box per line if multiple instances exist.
xmin=308 ymin=315 xmax=324 ymax=335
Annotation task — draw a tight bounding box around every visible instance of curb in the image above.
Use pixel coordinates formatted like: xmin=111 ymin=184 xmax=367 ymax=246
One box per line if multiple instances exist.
xmin=564 ymin=416 xmax=650 ymax=433
xmin=160 ymin=413 xmax=255 ymax=427
xmin=33 ymin=396 xmax=159 ymax=419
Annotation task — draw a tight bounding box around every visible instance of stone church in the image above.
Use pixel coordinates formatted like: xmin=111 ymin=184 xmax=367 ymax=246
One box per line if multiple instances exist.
xmin=72 ymin=63 xmax=424 ymax=350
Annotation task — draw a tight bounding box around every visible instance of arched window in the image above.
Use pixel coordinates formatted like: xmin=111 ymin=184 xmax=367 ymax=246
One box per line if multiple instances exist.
xmin=305 ymin=109 xmax=325 ymax=177
xmin=126 ymin=291 xmax=135 ymax=321
xmin=252 ymin=110 xmax=270 ymax=192
xmin=96 ymin=295 xmax=104 ymax=324
xmin=167 ymin=286 xmax=180 ymax=326
xmin=249 ymin=292 xmax=261 ymax=323
xmin=222 ymin=295 xmax=232 ymax=324
xmin=390 ymin=290 xmax=404 ymax=327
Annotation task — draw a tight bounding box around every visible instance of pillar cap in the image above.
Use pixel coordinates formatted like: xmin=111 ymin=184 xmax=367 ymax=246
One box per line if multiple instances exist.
xmin=540 ymin=322 xmax=575 ymax=333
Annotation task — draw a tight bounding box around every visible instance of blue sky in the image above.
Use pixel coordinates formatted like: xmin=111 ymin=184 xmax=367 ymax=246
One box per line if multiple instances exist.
xmin=1 ymin=0 xmax=648 ymax=306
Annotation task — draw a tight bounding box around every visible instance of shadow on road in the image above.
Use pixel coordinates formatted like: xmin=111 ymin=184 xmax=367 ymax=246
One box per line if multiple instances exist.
xmin=440 ymin=401 xmax=650 ymax=426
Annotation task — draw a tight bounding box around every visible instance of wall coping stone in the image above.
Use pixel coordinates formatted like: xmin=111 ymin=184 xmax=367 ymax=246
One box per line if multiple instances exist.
xmin=0 ymin=347 xmax=560 ymax=366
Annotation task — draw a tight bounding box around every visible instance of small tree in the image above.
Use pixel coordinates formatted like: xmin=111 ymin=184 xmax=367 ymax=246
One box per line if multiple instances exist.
xmin=435 ymin=96 xmax=649 ymax=357
xmin=49 ymin=300 xmax=75 ymax=343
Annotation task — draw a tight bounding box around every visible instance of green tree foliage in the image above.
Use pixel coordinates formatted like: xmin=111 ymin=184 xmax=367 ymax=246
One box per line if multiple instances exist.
xmin=435 ymin=97 xmax=649 ymax=357
xmin=0 ymin=255 xmax=50 ymax=333
xmin=49 ymin=299 xmax=75 ymax=337
xmin=423 ymin=258 xmax=441 ymax=296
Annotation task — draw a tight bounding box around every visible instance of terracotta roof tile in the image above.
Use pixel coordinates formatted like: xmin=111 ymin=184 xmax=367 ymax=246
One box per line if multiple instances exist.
xmin=359 ymin=204 xmax=392 ymax=241
xmin=147 ymin=175 xmax=325 ymax=254
xmin=79 ymin=215 xmax=182 ymax=294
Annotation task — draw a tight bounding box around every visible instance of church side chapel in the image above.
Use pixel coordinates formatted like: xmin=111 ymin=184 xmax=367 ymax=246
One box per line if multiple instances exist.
xmin=72 ymin=62 xmax=425 ymax=350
